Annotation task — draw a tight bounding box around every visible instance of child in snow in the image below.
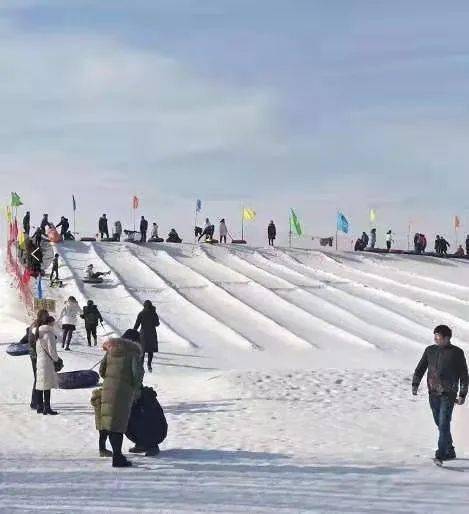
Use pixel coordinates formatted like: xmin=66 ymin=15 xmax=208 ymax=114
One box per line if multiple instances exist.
xmin=50 ymin=254 xmax=60 ymax=282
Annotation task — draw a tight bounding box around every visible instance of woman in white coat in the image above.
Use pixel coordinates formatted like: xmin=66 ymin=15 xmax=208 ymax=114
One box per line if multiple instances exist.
xmin=219 ymin=219 xmax=229 ymax=244
xmin=36 ymin=316 xmax=60 ymax=415
xmin=58 ymin=296 xmax=82 ymax=350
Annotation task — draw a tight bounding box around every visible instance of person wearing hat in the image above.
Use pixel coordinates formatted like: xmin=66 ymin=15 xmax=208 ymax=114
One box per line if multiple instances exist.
xmin=97 ymin=329 xmax=144 ymax=467
xmin=81 ymin=300 xmax=104 ymax=346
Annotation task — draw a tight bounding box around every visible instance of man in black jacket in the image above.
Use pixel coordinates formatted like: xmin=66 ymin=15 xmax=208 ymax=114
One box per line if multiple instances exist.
xmin=412 ymin=325 xmax=468 ymax=463
xmin=81 ymin=300 xmax=103 ymax=346
xmin=23 ymin=211 xmax=31 ymax=236
xmin=140 ymin=216 xmax=148 ymax=243
xmin=56 ymin=216 xmax=70 ymax=237
xmin=99 ymin=214 xmax=109 ymax=239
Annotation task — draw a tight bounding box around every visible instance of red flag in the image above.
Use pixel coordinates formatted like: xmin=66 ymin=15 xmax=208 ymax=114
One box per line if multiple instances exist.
xmin=132 ymin=196 xmax=139 ymax=210
xmin=454 ymin=215 xmax=461 ymax=229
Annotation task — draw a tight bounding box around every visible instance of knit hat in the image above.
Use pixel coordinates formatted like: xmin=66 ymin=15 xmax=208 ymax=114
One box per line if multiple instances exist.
xmin=122 ymin=329 xmax=140 ymax=343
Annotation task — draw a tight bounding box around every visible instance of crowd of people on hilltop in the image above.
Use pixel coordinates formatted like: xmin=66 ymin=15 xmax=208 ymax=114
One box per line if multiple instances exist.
xmin=23 ymin=296 xmax=163 ymax=468
xmin=354 ymin=228 xmax=469 ymax=258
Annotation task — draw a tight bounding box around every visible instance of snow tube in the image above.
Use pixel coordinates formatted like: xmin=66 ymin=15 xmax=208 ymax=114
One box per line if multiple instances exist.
xmin=204 ymin=239 xmax=219 ymax=244
xmin=101 ymin=237 xmax=118 ymax=242
xmin=58 ymin=370 xmax=100 ymax=389
xmin=47 ymin=226 xmax=62 ymax=243
xmin=148 ymin=238 xmax=164 ymax=243
xmin=126 ymin=387 xmax=168 ymax=447
xmin=231 ymin=239 xmax=247 ymax=245
xmin=80 ymin=237 xmax=97 ymax=242
xmin=6 ymin=342 xmax=29 ymax=356
xmin=83 ymin=277 xmax=104 ymax=284
xmin=166 ymin=238 xmax=182 ymax=243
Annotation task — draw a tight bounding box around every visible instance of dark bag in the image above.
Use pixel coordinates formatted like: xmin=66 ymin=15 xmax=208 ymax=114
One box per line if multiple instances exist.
xmin=54 ymin=357 xmax=64 ymax=372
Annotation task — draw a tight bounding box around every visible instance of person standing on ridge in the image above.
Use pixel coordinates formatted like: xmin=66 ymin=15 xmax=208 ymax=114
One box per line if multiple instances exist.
xmin=56 ymin=216 xmax=70 ymax=238
xmin=140 ymin=216 xmax=148 ymax=243
xmin=268 ymin=220 xmax=276 ymax=246
xmin=99 ymin=214 xmax=109 ymax=239
xmin=40 ymin=214 xmax=50 ymax=235
xmin=114 ymin=221 xmax=122 ymax=242
xmin=370 ymin=228 xmax=377 ymax=249
xmin=385 ymin=230 xmax=393 ymax=252
xmin=23 ymin=211 xmax=31 ymax=237
xmin=134 ymin=300 xmax=160 ymax=373
xmin=412 ymin=325 xmax=468 ymax=465
xmin=220 ymin=219 xmax=229 ymax=244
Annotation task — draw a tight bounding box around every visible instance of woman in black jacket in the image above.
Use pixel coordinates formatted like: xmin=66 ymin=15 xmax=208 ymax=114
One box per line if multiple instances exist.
xmin=134 ymin=300 xmax=160 ymax=373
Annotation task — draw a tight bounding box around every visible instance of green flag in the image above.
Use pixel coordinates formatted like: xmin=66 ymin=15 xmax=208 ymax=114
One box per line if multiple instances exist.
xmin=290 ymin=208 xmax=302 ymax=236
xmin=11 ymin=192 xmax=23 ymax=207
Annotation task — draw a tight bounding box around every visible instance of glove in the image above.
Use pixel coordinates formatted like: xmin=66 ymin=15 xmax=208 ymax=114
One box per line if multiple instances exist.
xmin=412 ymin=386 xmax=418 ymax=396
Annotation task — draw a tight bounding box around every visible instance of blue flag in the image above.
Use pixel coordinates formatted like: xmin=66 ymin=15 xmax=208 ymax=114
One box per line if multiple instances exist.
xmin=196 ymin=199 xmax=202 ymax=212
xmin=37 ymin=276 xmax=43 ymax=300
xmin=72 ymin=195 xmax=76 ymax=211
xmin=337 ymin=212 xmax=349 ymax=234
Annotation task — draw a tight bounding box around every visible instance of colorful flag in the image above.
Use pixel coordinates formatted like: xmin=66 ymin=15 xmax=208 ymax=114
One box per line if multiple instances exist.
xmin=454 ymin=215 xmax=461 ymax=229
xmin=37 ymin=276 xmax=43 ymax=300
xmin=18 ymin=231 xmax=25 ymax=250
xmin=290 ymin=208 xmax=303 ymax=236
xmin=132 ymin=196 xmax=139 ymax=210
xmin=5 ymin=206 xmax=12 ymax=222
xmin=72 ymin=195 xmax=76 ymax=211
xmin=196 ymin=199 xmax=202 ymax=213
xmin=243 ymin=208 xmax=256 ymax=221
xmin=370 ymin=209 xmax=376 ymax=223
xmin=337 ymin=212 xmax=349 ymax=234
xmin=11 ymin=192 xmax=23 ymax=207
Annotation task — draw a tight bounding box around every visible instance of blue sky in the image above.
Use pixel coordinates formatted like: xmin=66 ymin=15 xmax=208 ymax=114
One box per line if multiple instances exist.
xmin=1 ymin=1 xmax=469 ymax=246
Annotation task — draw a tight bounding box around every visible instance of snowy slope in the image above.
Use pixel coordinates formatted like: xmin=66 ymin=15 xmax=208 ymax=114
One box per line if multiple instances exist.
xmin=1 ymin=243 xmax=469 ymax=513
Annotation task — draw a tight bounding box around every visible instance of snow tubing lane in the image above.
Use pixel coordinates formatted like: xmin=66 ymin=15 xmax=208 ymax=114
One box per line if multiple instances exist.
xmin=6 ymin=342 xmax=29 ymax=356
xmin=58 ymin=370 xmax=100 ymax=389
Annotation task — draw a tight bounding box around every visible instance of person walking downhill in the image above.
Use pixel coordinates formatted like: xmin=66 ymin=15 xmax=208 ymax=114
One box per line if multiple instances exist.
xmin=50 ymin=253 xmax=60 ymax=283
xmin=28 ymin=309 xmax=49 ymax=411
xmin=412 ymin=325 xmax=468 ymax=465
xmin=58 ymin=296 xmax=82 ymax=350
xmin=134 ymin=300 xmax=160 ymax=373
xmin=98 ymin=329 xmax=144 ymax=467
xmin=35 ymin=316 xmax=62 ymax=415
xmin=81 ymin=300 xmax=103 ymax=347
xmin=268 ymin=221 xmax=276 ymax=246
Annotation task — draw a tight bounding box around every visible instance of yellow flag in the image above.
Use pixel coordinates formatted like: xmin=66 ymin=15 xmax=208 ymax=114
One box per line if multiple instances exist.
xmin=5 ymin=206 xmax=12 ymax=222
xmin=18 ymin=231 xmax=25 ymax=249
xmin=243 ymin=208 xmax=256 ymax=221
xmin=370 ymin=209 xmax=376 ymax=223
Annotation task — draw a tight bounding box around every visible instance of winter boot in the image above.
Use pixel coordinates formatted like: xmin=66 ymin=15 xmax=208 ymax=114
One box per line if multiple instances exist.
xmin=112 ymin=455 xmax=132 ymax=468
xmin=147 ymin=364 xmax=152 ymax=373
xmin=43 ymin=406 xmax=59 ymax=415
xmin=129 ymin=446 xmax=146 ymax=454
xmin=65 ymin=346 xmax=71 ymax=351
xmin=99 ymin=449 xmax=113 ymax=458
xmin=446 ymin=447 xmax=457 ymax=461
xmin=145 ymin=446 xmax=160 ymax=457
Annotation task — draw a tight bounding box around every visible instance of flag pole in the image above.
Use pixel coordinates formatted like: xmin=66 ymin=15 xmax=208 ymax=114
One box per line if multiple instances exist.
xmin=241 ymin=206 xmax=244 ymax=241
xmin=289 ymin=212 xmax=292 ymax=248
xmin=335 ymin=211 xmax=338 ymax=251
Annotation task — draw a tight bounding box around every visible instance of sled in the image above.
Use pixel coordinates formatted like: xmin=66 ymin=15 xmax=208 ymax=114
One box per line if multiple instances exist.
xmin=203 ymin=239 xmax=219 ymax=244
xmin=148 ymin=238 xmax=164 ymax=243
xmin=80 ymin=237 xmax=97 ymax=242
xmin=101 ymin=237 xmax=119 ymax=242
xmin=6 ymin=342 xmax=30 ymax=356
xmin=231 ymin=239 xmax=247 ymax=245
xmin=166 ymin=239 xmax=183 ymax=244
xmin=49 ymin=279 xmax=65 ymax=288
xmin=82 ymin=277 xmax=104 ymax=284
xmin=58 ymin=370 xmax=100 ymax=389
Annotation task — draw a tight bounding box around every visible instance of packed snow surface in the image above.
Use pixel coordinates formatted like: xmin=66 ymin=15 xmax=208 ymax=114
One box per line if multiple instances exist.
xmin=1 ymin=243 xmax=469 ymax=513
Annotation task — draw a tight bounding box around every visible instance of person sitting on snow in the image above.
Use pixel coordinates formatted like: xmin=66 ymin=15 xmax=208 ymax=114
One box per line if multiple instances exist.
xmin=455 ymin=245 xmax=465 ymax=257
xmin=167 ymin=229 xmax=182 ymax=243
xmin=150 ymin=223 xmax=159 ymax=240
xmin=85 ymin=264 xmax=111 ymax=281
